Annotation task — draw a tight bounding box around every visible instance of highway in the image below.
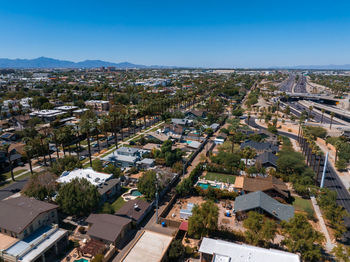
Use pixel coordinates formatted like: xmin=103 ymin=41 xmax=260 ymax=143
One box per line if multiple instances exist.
xmin=294 ymin=75 xmax=307 ymax=93
xmin=279 ymin=73 xmax=295 ymax=92
xmin=247 ymin=117 xmax=350 ymax=240
xmin=284 ymin=101 xmax=343 ymax=125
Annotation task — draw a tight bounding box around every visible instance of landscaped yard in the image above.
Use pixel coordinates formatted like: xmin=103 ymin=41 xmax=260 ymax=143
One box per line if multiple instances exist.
xmin=205 ymin=172 xmax=236 ymax=184
xmin=2 ymin=169 xmax=27 ymax=180
xmin=111 ymin=187 xmax=129 ymax=212
xmin=292 ymin=196 xmax=314 ymax=217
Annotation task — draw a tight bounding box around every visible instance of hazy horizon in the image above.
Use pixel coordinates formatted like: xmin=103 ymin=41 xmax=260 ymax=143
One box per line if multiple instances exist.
xmin=2 ymin=0 xmax=350 ymax=67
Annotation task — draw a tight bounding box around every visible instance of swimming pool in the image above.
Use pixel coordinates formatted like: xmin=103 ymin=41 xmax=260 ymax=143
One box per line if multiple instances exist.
xmin=197 ymin=182 xmax=221 ymax=190
xmin=74 ymin=259 xmax=88 ymax=262
xmin=131 ymin=189 xmax=142 ymax=196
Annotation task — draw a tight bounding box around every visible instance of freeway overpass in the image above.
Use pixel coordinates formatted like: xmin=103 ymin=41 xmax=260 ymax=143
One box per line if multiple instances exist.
xmin=276 ymin=91 xmax=343 ymax=103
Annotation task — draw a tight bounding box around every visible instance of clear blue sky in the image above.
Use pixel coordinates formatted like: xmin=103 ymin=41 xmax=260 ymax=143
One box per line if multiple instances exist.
xmin=1 ymin=0 xmax=350 ymax=67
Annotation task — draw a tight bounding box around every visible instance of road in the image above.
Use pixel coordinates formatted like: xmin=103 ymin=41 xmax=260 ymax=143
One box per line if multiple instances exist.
xmin=284 ymin=101 xmax=343 ymax=125
xmin=294 ymin=75 xmax=307 ymax=93
xmin=279 ymin=73 xmax=295 ymax=92
xmin=247 ymin=117 xmax=350 ymax=240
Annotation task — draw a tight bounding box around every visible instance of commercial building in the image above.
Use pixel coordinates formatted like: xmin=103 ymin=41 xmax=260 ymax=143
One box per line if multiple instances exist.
xmin=85 ymin=100 xmax=109 ymax=111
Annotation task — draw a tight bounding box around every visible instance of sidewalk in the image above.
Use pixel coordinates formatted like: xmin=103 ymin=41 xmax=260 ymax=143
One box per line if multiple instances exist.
xmin=310 ymin=196 xmax=334 ymax=252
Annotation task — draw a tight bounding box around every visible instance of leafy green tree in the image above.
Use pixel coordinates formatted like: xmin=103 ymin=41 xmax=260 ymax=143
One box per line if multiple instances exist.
xmin=22 ymin=172 xmax=57 ymax=200
xmin=281 ymin=214 xmax=324 ymax=262
xmin=56 ymin=178 xmax=100 ymax=216
xmin=332 ymin=244 xmax=350 ymax=262
xmin=51 ymin=156 xmax=82 ymax=175
xmin=168 ymin=239 xmax=185 ymax=261
xmin=92 ymin=159 xmax=104 ymax=172
xmin=137 ymin=170 xmax=161 ymax=200
xmin=100 ymin=202 xmax=114 ymax=214
xmin=103 ymin=165 xmax=122 ymax=178
xmin=243 ymin=211 xmax=277 ymax=247
xmin=188 ymin=200 xmax=219 ymax=238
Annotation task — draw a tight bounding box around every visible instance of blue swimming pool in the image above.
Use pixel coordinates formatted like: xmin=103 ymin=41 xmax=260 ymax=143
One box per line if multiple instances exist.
xmin=197 ymin=182 xmax=221 ymax=190
xmin=74 ymin=259 xmax=88 ymax=262
xmin=131 ymin=190 xmax=142 ymax=196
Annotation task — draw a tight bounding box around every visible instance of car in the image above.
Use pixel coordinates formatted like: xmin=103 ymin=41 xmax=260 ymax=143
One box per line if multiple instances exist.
xmin=99 ymin=137 xmax=106 ymax=141
xmin=11 ymin=188 xmax=20 ymax=193
xmin=79 ymin=156 xmax=87 ymax=161
xmin=92 ymin=143 xmax=98 ymax=148
xmin=17 ymin=162 xmax=25 ymax=167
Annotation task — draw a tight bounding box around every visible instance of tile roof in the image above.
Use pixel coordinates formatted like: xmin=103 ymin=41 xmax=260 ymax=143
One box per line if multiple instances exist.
xmin=256 ymin=151 xmax=278 ymax=167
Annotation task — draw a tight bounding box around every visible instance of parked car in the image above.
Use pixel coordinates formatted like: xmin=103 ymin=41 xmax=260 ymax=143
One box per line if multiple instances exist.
xmin=92 ymin=143 xmax=98 ymax=148
xmin=79 ymin=156 xmax=86 ymax=161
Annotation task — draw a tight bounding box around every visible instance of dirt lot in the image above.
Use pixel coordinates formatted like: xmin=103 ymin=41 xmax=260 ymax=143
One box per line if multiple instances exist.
xmin=217 ymin=200 xmax=245 ymax=232
xmin=166 ymin=196 xmax=205 ymax=221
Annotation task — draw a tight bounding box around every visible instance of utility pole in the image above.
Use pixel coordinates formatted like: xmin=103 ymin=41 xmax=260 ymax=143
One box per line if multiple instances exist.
xmin=155 ymin=173 xmax=159 ymax=224
xmin=320 ymin=152 xmax=329 ymax=188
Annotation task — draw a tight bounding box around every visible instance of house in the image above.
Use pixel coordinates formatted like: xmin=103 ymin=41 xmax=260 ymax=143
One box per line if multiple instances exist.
xmin=185 ymin=110 xmax=206 ymax=119
xmin=115 ymin=199 xmax=152 ymax=224
xmin=234 ymin=191 xmax=294 ymax=221
xmin=0 ymin=197 xmax=68 ymax=262
xmin=171 ymin=118 xmax=190 ymax=126
xmin=233 ymin=176 xmax=290 ymax=200
xmin=214 ymin=133 xmax=227 ymax=145
xmin=57 ymin=168 xmax=121 ymax=203
xmin=101 ymin=147 xmax=149 ymax=168
xmin=163 ymin=124 xmax=184 ymax=137
xmin=85 ymin=100 xmax=110 ymax=111
xmin=186 ymin=140 xmax=201 ymax=150
xmin=85 ymin=214 xmax=131 ymax=246
xmin=0 ymin=132 xmax=17 ymax=142
xmin=240 ymin=140 xmax=279 ymax=154
xmin=256 ymin=151 xmax=278 ymax=169
xmin=29 ymin=110 xmax=65 ymax=122
xmin=146 ymin=132 xmax=170 ymax=143
xmin=136 ymin=158 xmax=155 ymax=169
xmin=199 ymin=237 xmax=300 ymax=262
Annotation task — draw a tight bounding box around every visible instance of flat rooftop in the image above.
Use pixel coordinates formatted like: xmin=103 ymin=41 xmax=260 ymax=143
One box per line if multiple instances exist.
xmin=199 ymin=237 xmax=300 ymax=262
xmin=0 ymin=233 xmax=18 ymax=251
xmin=57 ymin=168 xmax=112 ymax=186
xmin=121 ymin=230 xmax=173 ymax=262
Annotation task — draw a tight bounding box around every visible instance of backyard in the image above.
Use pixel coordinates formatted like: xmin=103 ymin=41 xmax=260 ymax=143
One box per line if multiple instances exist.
xmin=205 ymin=172 xmax=236 ymax=184
xmin=292 ymin=196 xmax=315 ymax=217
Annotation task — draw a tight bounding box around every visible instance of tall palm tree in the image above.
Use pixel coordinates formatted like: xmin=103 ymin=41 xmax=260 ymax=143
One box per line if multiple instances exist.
xmin=80 ymin=110 xmax=97 ymax=167
xmin=330 ymin=112 xmax=335 ymax=129
xmin=320 ymin=109 xmax=325 ymax=124
xmin=335 ymin=140 xmax=342 ymax=163
xmin=23 ymin=140 xmax=34 ymax=175
xmin=1 ymin=144 xmax=14 ymax=181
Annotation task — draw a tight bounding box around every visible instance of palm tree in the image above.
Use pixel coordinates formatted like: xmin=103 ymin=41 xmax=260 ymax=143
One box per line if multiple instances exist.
xmin=1 ymin=144 xmax=14 ymax=181
xmin=330 ymin=112 xmax=335 ymax=129
xmin=335 ymin=140 xmax=342 ymax=163
xmin=23 ymin=141 xmax=34 ymax=175
xmin=308 ymin=105 xmax=313 ymax=120
xmin=80 ymin=110 xmax=97 ymax=167
xmin=320 ymin=109 xmax=325 ymax=124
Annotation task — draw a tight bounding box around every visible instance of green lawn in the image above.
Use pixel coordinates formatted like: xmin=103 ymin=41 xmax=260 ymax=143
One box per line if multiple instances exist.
xmin=111 ymin=187 xmax=129 ymax=212
xmin=2 ymin=169 xmax=27 ymax=180
xmin=292 ymin=196 xmax=314 ymax=216
xmin=205 ymin=172 xmax=236 ymax=184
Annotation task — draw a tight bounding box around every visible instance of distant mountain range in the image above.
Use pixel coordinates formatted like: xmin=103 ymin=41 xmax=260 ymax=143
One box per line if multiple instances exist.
xmin=0 ymin=57 xmax=173 ymax=69
xmin=283 ymin=64 xmax=350 ymax=70
xmin=1 ymin=57 xmax=350 ymax=70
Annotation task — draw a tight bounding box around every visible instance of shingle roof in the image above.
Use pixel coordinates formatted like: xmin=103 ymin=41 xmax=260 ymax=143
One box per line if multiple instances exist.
xmin=234 ymin=191 xmax=294 ymax=221
xmin=86 ymin=214 xmax=131 ymax=243
xmin=256 ymin=151 xmax=278 ymax=167
xmin=97 ymin=178 xmax=120 ymax=195
xmin=0 ymin=197 xmax=58 ymax=234
xmin=240 ymin=176 xmax=289 ymax=197
xmin=115 ymin=199 xmax=151 ymax=222
xmin=240 ymin=140 xmax=278 ymax=152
